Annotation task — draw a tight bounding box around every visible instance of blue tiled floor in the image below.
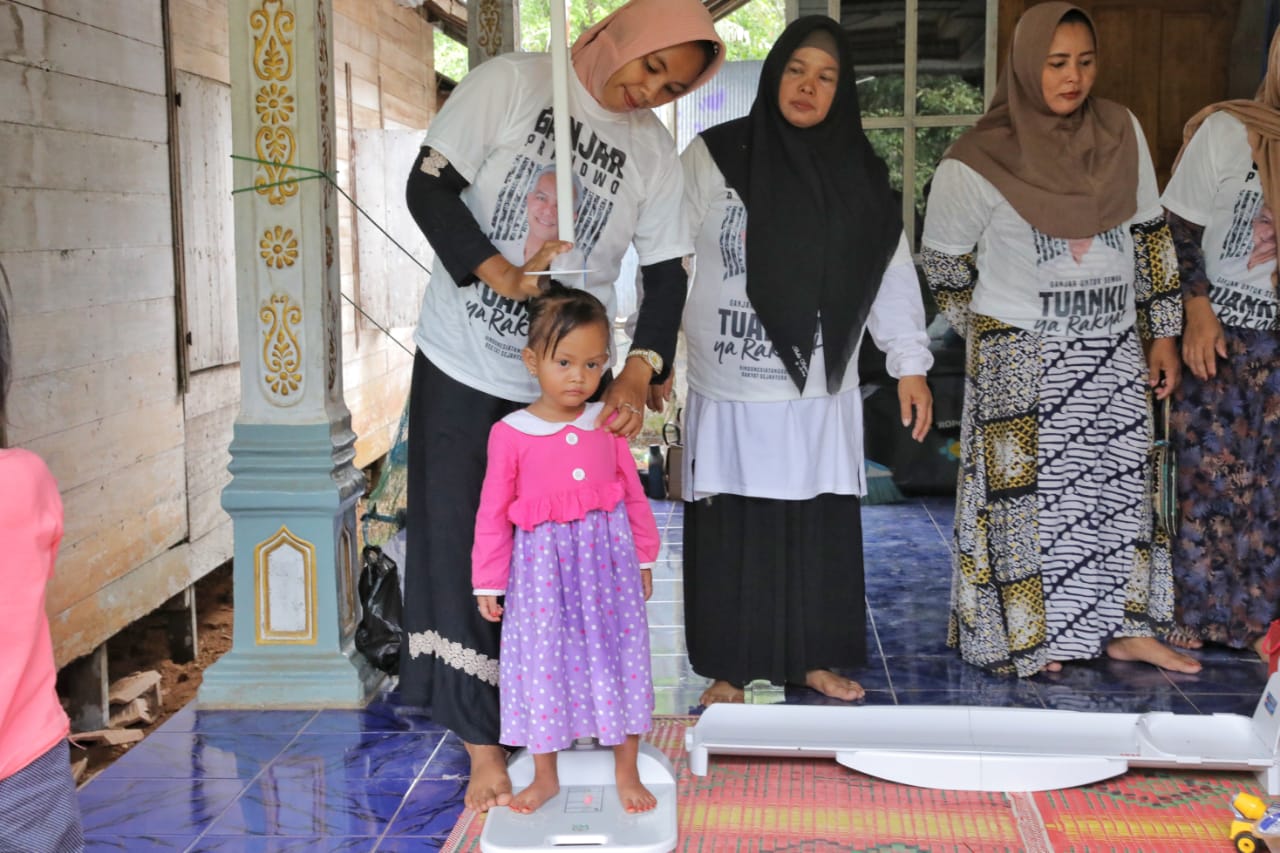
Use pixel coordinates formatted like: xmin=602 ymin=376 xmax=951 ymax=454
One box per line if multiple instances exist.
xmin=78 ymin=496 xmax=1269 ymax=851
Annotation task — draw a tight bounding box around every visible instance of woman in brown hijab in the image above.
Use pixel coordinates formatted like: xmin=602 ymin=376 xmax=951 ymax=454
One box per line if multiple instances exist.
xmin=920 ymin=2 xmax=1200 ymax=678
xmin=1160 ymin=26 xmax=1280 ymax=660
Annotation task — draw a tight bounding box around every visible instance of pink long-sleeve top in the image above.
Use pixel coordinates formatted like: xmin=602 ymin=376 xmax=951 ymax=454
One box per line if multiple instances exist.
xmin=472 ymin=403 xmax=660 ymax=594
xmin=0 ymin=448 xmax=70 ymax=780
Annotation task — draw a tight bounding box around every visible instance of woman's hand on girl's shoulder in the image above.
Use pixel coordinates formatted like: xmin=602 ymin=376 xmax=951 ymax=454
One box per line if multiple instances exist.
xmin=477 ymin=595 xmax=504 ymax=622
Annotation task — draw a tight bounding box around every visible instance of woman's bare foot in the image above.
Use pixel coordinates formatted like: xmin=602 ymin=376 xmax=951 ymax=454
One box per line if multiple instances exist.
xmin=1106 ymin=636 xmax=1202 ymax=673
xmin=1165 ymin=625 xmax=1204 ymax=650
xmin=700 ymin=680 xmax=744 ymax=706
xmin=804 ymin=669 xmax=865 ymax=701
xmin=1039 ymin=661 xmax=1063 ymax=673
xmin=509 ymin=752 xmax=559 ymax=815
xmin=464 ymin=742 xmax=513 ymax=812
xmin=614 ymin=736 xmax=657 ymax=813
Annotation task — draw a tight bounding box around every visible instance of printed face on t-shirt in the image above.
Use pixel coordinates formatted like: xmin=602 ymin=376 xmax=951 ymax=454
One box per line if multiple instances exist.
xmin=526 ymin=172 xmax=561 ymax=245
xmin=1249 ymin=205 xmax=1276 ymax=270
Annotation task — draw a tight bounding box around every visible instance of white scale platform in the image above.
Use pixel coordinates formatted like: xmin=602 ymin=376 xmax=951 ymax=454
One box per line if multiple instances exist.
xmin=686 ymin=672 xmax=1280 ymax=795
xmin=480 ymin=675 xmax=1280 ymax=851
xmin=480 ymin=739 xmax=678 ymax=853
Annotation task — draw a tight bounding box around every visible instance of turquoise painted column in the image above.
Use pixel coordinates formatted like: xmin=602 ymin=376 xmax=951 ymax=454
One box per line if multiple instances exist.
xmin=201 ymin=0 xmax=382 ymax=706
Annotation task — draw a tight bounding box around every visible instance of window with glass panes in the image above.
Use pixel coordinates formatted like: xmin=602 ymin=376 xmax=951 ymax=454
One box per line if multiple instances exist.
xmin=847 ymin=0 xmax=996 ymax=249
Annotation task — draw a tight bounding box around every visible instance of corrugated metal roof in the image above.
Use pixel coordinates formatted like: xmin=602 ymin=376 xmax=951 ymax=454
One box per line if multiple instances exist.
xmin=675 ymin=60 xmax=763 ymax=152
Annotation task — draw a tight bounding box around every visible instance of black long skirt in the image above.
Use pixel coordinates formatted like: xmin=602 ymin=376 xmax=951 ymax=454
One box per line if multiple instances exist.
xmin=398 ymin=352 xmax=522 ymax=745
xmin=683 ymin=493 xmax=866 ymax=686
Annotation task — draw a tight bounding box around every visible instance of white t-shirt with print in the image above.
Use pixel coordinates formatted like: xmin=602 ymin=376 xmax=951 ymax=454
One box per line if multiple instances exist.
xmin=679 ymin=135 xmax=929 ymax=403
xmin=677 ymin=135 xmax=933 ymax=501
xmin=922 ymin=113 xmax=1159 ymax=338
xmin=1162 ymin=110 xmax=1280 ymax=330
xmin=413 ymin=53 xmax=692 ymax=402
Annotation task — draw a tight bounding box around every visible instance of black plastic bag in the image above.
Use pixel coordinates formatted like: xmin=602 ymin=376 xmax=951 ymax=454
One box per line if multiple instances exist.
xmin=356 ymin=545 xmax=403 ymax=675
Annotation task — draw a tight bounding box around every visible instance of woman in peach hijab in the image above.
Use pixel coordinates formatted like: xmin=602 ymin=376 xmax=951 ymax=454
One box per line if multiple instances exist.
xmin=402 ymin=0 xmax=723 ymax=813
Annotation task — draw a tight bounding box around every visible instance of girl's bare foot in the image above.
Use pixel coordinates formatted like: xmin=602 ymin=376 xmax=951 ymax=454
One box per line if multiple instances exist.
xmin=699 ymin=680 xmax=744 ymax=706
xmin=1039 ymin=661 xmax=1063 ymax=673
xmin=1165 ymin=625 xmax=1204 ymax=650
xmin=464 ymin=742 xmax=513 ymax=812
xmin=804 ymin=669 xmax=865 ymax=701
xmin=614 ymin=735 xmax=657 ymax=813
xmin=509 ymin=776 xmax=560 ymax=814
xmin=509 ymin=752 xmax=559 ymax=815
xmin=1106 ymin=636 xmax=1202 ymax=673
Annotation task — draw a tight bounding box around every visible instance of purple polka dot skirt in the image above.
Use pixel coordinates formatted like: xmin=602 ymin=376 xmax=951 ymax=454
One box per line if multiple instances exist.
xmin=499 ymin=502 xmax=653 ymax=753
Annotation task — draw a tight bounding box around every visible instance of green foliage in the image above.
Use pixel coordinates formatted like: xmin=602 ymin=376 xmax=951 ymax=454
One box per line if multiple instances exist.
xmin=433 ymin=29 xmax=469 ymax=82
xmin=520 ymin=0 xmax=630 ymax=52
xmin=861 ymin=74 xmax=985 ymax=219
xmin=715 ymin=0 xmax=786 ymax=61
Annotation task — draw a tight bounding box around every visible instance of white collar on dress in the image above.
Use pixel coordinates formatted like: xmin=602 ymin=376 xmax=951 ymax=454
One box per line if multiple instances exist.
xmin=502 ymin=401 xmax=605 ymax=435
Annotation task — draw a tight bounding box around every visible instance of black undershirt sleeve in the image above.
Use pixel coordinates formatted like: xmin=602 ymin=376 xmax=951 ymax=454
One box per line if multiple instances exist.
xmin=631 ymin=257 xmax=687 ymax=384
xmin=405 ymin=146 xmax=500 ymax=288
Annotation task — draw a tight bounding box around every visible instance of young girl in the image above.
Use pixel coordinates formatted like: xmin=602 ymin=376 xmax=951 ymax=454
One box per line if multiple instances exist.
xmin=0 ymin=278 xmax=85 ymax=851
xmin=473 ymin=285 xmax=660 ymax=815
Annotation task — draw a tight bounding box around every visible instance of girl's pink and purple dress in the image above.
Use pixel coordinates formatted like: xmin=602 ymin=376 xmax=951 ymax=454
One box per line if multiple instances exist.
xmin=472 ymin=403 xmax=660 ymax=753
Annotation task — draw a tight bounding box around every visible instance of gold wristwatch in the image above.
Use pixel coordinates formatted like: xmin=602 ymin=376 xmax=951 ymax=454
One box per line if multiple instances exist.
xmin=626 ymin=348 xmax=663 ymax=375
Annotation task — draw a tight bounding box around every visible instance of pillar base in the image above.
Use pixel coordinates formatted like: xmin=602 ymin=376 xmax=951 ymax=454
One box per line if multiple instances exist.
xmin=199 ymin=644 xmax=385 ymax=708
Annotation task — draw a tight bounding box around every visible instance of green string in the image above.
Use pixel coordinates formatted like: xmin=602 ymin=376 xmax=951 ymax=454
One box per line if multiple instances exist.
xmin=230 ymin=154 xmax=426 ymax=358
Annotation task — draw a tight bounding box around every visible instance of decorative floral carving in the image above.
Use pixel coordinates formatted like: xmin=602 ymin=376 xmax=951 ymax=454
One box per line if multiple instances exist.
xmin=255 ymin=83 xmax=295 ymax=125
xmin=476 ymin=0 xmax=502 ymax=56
xmin=254 ymin=126 xmax=298 ymax=205
xmin=250 ymin=0 xmax=294 ymax=82
xmin=259 ymin=225 xmax=298 ymax=269
xmin=260 ymin=292 xmax=304 ymax=398
xmin=250 ymin=0 xmax=297 ymax=205
xmin=326 ymin=284 xmax=338 ymax=392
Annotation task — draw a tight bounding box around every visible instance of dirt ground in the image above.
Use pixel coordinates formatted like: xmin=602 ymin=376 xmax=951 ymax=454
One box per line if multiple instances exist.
xmin=74 ymin=562 xmax=235 ymax=783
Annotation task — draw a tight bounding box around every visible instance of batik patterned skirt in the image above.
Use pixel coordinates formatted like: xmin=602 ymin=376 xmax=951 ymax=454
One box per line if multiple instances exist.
xmin=1171 ymin=326 xmax=1280 ymax=648
xmin=948 ymin=315 xmax=1172 ymax=677
xmin=499 ymin=502 xmax=653 ymax=753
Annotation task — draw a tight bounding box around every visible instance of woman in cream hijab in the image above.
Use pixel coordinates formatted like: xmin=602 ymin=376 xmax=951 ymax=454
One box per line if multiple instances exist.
xmin=401 ymin=0 xmax=723 ymax=812
xmin=1161 ymin=26 xmax=1280 ymax=661
xmin=921 ymin=2 xmax=1199 ymax=679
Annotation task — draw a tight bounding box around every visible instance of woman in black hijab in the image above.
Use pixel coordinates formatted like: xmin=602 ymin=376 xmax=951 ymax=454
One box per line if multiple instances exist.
xmin=678 ymin=16 xmax=933 ymax=705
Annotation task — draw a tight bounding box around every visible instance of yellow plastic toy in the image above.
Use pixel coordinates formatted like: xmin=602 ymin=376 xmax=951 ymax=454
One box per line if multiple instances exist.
xmin=1231 ymin=792 xmax=1280 ymax=852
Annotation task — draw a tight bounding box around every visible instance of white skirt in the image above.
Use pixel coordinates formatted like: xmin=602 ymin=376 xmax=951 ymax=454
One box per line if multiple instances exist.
xmin=681 ymin=386 xmax=868 ymax=502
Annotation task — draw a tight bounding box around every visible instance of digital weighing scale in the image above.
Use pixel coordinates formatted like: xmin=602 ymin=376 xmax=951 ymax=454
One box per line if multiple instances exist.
xmin=479 ymin=739 xmax=679 ymax=853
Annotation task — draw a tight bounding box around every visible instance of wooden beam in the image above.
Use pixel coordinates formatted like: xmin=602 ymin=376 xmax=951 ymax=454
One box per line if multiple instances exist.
xmin=418 ymin=0 xmax=741 ymax=50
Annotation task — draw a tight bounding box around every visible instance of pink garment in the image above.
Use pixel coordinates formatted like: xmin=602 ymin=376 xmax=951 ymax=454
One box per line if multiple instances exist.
xmin=472 ymin=406 xmax=660 ymax=592
xmin=571 ymin=0 xmax=725 ymax=105
xmin=0 ymin=448 xmax=70 ymax=780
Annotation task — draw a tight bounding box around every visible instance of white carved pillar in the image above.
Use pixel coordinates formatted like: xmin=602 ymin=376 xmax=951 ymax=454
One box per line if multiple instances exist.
xmin=201 ymin=0 xmax=381 ymax=706
xmin=468 ymin=0 xmax=521 ymax=67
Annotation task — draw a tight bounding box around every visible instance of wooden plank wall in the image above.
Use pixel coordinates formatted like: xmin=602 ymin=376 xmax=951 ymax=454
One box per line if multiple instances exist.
xmin=333 ymin=0 xmax=434 ymax=465
xmin=0 ymin=0 xmax=194 ymax=666
xmin=0 ymin=0 xmax=437 ymax=668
